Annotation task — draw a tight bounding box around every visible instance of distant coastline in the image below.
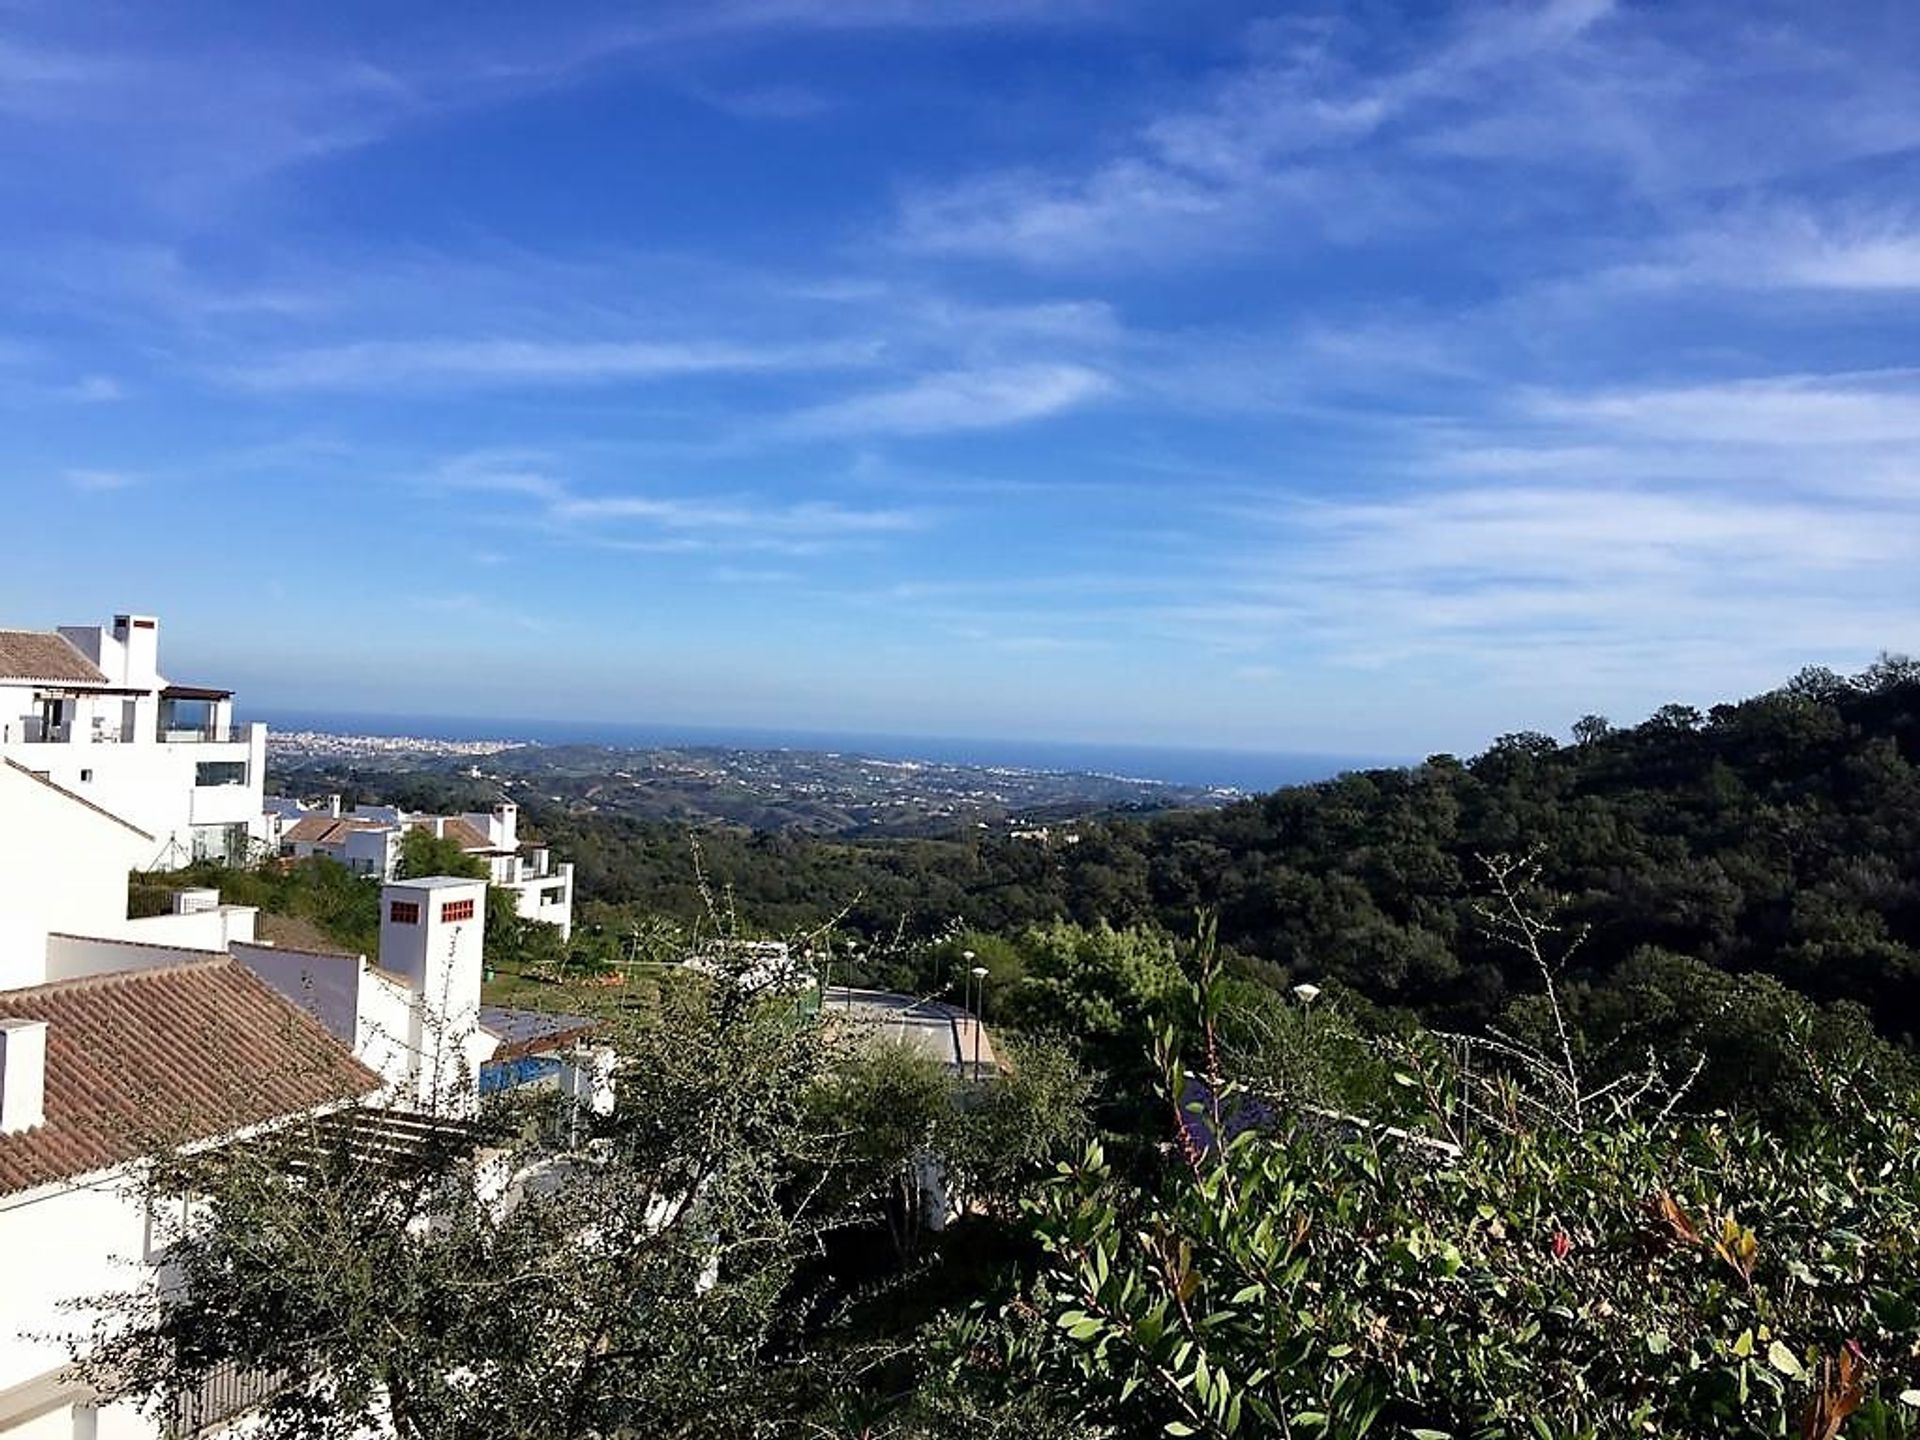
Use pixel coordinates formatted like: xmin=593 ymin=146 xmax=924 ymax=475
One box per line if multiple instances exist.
xmin=246 ymin=708 xmax=1397 ymax=793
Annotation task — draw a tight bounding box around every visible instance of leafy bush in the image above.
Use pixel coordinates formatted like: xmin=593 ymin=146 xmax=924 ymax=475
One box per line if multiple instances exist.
xmin=973 ymin=971 xmax=1920 ymax=1438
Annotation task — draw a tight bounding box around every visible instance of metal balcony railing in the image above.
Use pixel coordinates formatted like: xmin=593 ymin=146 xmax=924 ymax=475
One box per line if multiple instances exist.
xmin=159 ymin=724 xmax=236 ymax=743
xmin=163 ymin=1358 xmax=291 ymax=1439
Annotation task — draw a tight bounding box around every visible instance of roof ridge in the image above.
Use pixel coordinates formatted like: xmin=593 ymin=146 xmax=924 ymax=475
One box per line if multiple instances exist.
xmin=0 ymin=954 xmax=233 ymax=1000
xmin=231 ymin=937 xmax=366 ymax=962
xmin=46 ymin=932 xmax=233 ymax=958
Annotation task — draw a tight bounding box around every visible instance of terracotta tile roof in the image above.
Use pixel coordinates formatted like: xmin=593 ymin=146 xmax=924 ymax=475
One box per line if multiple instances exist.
xmin=405 ymin=817 xmax=493 ymax=852
xmin=441 ymin=818 xmax=493 ymax=851
xmin=283 ymin=815 xmax=344 ymax=845
xmin=0 ymin=629 xmax=107 ymax=684
xmin=0 ymin=958 xmax=381 ymax=1196
xmin=283 ymin=816 xmax=388 ymax=846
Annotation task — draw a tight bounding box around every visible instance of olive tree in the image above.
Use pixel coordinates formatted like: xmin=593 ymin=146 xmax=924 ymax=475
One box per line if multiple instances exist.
xmin=76 ymin=965 xmax=903 ymax=1440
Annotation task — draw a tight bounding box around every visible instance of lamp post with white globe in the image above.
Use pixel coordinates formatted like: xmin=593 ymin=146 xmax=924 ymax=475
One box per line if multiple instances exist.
xmin=968 ymin=965 xmax=990 ymax=1081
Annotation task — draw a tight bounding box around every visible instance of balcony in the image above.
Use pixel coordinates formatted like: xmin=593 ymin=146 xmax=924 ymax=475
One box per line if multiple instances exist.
xmin=158 ymin=687 xmax=236 ymax=743
xmin=163 ymin=1357 xmax=290 ymax=1439
xmin=15 ymin=717 xmax=74 ymax=743
xmin=160 ymin=722 xmax=237 ymax=743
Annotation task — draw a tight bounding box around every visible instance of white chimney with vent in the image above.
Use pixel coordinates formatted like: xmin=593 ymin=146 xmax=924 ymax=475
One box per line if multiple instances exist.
xmin=377 ymin=876 xmax=488 ymax=1112
xmin=0 ymin=1018 xmax=48 ymax=1134
xmin=111 ymin=613 xmax=161 ymax=688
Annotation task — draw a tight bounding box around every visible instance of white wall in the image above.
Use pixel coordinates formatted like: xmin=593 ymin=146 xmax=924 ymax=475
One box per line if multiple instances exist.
xmin=0 ymin=724 xmax=266 ymax=871
xmin=228 ymin=942 xmax=438 ymax=1110
xmin=228 ymin=942 xmax=363 ymax=1051
xmin=0 ymin=766 xmax=150 ymax=992
xmin=503 ymin=862 xmax=574 ymax=941
xmin=355 ymin=968 xmax=416 ymax=1103
xmin=116 ymin=905 xmax=256 ymax=950
xmin=42 ymin=934 xmax=217 ymax=984
xmin=0 ymin=1175 xmax=151 ymax=1403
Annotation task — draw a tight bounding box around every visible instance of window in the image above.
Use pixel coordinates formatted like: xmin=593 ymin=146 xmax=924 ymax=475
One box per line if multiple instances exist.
xmin=441 ymin=898 xmax=476 ymax=923
xmin=389 ymin=901 xmax=420 ymax=925
xmin=542 ymin=886 xmax=566 ymax=905
xmin=80 ymin=768 xmax=93 ymax=783
xmin=195 ymin=760 xmax=248 ymax=787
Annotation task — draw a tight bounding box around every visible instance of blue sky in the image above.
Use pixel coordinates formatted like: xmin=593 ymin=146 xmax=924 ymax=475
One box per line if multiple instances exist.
xmin=3 ymin=0 xmax=1918 ymax=756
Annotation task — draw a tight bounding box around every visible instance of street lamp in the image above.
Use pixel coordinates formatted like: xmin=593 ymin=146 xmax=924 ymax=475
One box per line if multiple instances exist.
xmin=968 ymin=964 xmax=989 ymax=1082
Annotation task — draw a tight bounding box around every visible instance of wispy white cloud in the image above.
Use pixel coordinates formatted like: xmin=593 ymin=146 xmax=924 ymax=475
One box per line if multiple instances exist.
xmin=892 ymin=0 xmax=1622 ymax=265
xmin=64 ymin=373 xmax=122 ymax=402
xmin=1528 ymin=371 xmax=1920 ymax=453
xmin=686 ymin=82 xmax=838 ymax=120
xmin=782 ymin=363 xmax=1109 ymax=436
xmin=1610 ymin=208 xmax=1920 ymax=294
xmin=553 ymin=493 xmax=920 ymax=536
xmin=64 ymin=467 xmax=137 ymax=492
xmin=225 ymin=335 xmax=879 ymax=392
xmin=0 ymin=2 xmax=1116 ymax=226
xmin=893 ymin=0 xmax=1920 ymax=270
xmin=682 ymin=0 xmax=1108 ymax=34
xmin=427 ymin=451 xmax=926 ymax=555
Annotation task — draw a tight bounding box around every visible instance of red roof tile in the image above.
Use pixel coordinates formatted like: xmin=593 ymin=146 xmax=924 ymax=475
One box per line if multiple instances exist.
xmin=0 ymin=958 xmax=380 ymax=1196
xmin=0 ymin=630 xmax=107 ymax=684
xmin=283 ymin=816 xmax=388 ymax=846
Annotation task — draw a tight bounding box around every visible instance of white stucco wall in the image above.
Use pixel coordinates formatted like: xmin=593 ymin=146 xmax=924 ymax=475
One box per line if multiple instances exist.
xmin=0 ymin=724 xmax=266 ymax=871
xmin=0 ymin=1175 xmax=152 ymax=1404
xmin=502 ymin=862 xmax=574 ymax=941
xmin=228 ymin=941 xmax=436 ymax=1109
xmin=0 ymin=766 xmax=150 ymax=992
xmin=228 ymin=942 xmax=363 ymax=1050
xmin=115 ymin=906 xmax=256 ymax=951
xmin=42 ymin=935 xmax=220 ymax=984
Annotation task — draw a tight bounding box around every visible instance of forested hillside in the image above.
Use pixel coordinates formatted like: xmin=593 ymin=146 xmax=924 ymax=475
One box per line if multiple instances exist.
xmin=539 ymin=661 xmax=1920 ymax=1034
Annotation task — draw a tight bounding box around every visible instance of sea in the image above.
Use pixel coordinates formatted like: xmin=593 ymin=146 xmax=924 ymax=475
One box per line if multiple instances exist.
xmin=246 ymin=708 xmax=1401 ymax=794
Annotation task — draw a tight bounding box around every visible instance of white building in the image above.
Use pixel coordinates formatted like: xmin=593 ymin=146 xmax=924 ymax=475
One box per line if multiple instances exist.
xmin=270 ymin=799 xmax=575 ymax=939
xmin=0 ymin=766 xmax=607 ymax=1438
xmin=0 ymin=615 xmax=267 ymax=869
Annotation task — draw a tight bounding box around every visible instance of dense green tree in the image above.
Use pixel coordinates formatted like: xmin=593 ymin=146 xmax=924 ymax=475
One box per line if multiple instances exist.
xmin=395 ymin=826 xmax=486 ymax=881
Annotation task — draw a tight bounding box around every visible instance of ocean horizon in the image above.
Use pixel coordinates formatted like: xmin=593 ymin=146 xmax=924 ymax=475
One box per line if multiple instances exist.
xmin=247 ymin=707 xmax=1402 ymax=794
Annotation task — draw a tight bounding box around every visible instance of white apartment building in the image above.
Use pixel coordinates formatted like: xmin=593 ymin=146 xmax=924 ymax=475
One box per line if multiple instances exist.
xmin=0 ymin=614 xmax=267 ymax=869
xmin=269 ymin=798 xmax=575 ymax=939
xmin=0 ymin=764 xmax=608 ymax=1438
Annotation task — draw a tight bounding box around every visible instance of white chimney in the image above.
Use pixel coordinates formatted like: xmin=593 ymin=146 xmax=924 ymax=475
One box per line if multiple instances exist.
xmin=112 ymin=613 xmax=161 ymax=688
xmin=327 ymin=794 xmax=342 ymax=819
xmin=0 ymin=1019 xmax=49 ymax=1135
xmin=377 ymin=877 xmax=488 ymax=1111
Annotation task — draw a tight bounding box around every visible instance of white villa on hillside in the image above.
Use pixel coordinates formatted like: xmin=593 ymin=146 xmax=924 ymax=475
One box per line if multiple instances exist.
xmin=268 ymin=798 xmax=575 ymax=939
xmin=0 ymin=761 xmax=609 ymax=1437
xmin=0 ymin=613 xmax=267 ymax=869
